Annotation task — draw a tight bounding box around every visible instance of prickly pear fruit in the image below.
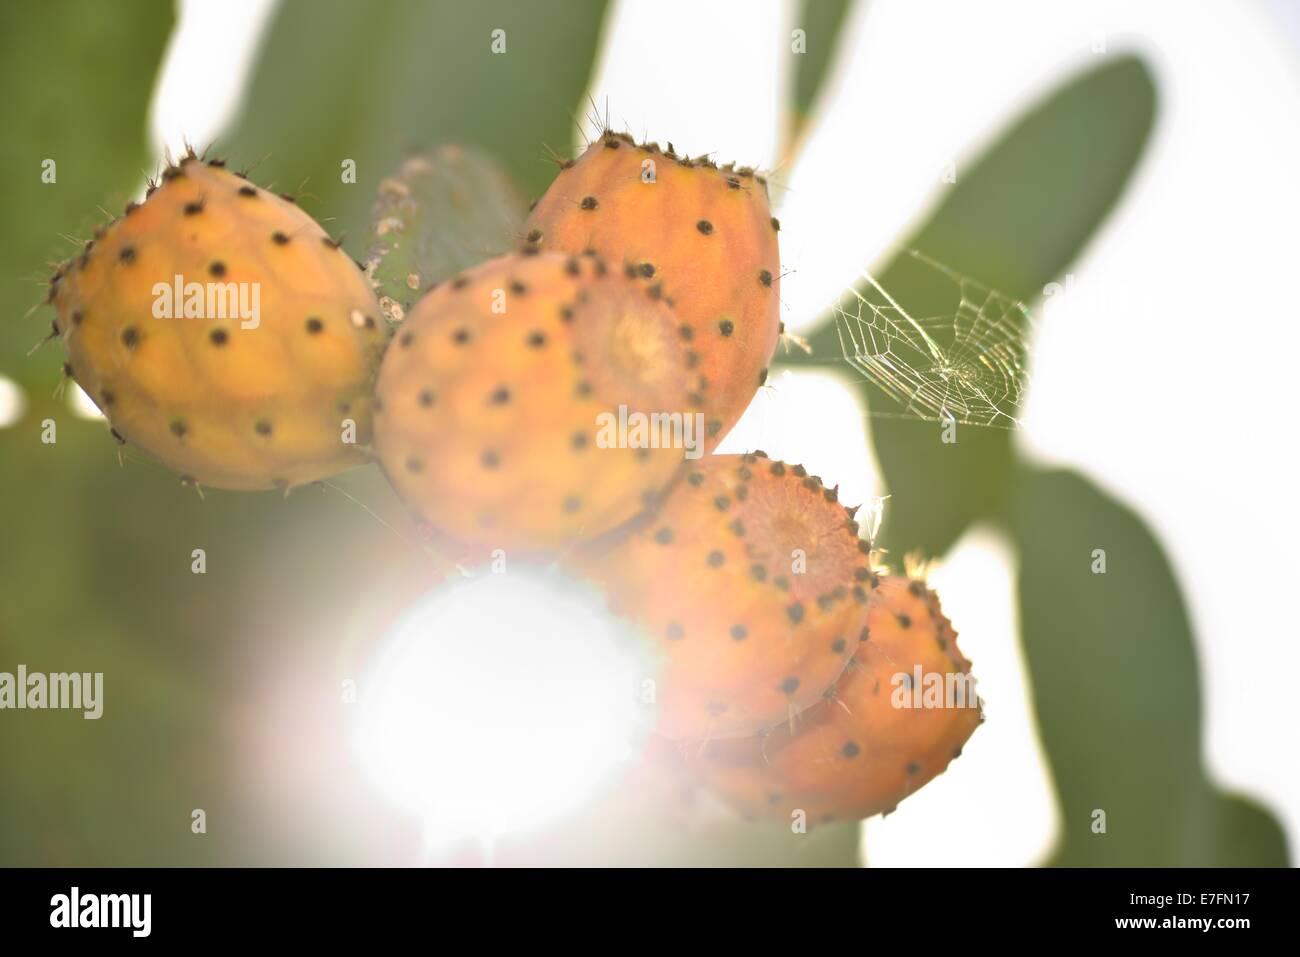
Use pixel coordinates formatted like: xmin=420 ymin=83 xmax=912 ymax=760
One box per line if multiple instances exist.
xmin=46 ymin=154 xmax=387 ymax=491
xmin=574 ymin=452 xmax=872 ymax=740
xmin=691 ymin=575 xmax=981 ymax=824
xmin=366 ymin=144 xmax=527 ymax=324
xmin=524 ymin=131 xmax=780 ymax=449
xmin=373 ymin=250 xmax=701 ymax=553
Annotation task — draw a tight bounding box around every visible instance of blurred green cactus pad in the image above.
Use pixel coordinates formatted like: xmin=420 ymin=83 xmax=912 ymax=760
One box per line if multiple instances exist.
xmin=365 ymin=144 xmax=527 ymax=322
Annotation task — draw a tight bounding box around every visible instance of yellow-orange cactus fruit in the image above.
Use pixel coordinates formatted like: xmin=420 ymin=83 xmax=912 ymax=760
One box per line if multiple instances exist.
xmin=524 ymin=131 xmax=780 ymax=449
xmin=47 ymin=155 xmax=387 ymax=491
xmin=691 ymin=575 xmax=982 ymax=824
xmin=373 ymin=250 xmax=701 ymax=553
xmin=573 ymin=453 xmax=872 ymax=740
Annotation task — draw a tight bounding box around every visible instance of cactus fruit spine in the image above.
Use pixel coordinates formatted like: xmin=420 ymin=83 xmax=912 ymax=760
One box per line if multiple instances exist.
xmin=574 ymin=452 xmax=873 ymax=740
xmin=373 ymin=250 xmax=702 ymax=553
xmin=524 ymin=131 xmax=781 ymax=449
xmin=690 ymin=575 xmax=982 ymax=824
xmin=47 ymin=154 xmax=387 ymax=491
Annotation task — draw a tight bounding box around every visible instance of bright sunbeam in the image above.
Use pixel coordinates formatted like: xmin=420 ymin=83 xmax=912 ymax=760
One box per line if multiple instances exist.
xmin=350 ymin=566 xmax=652 ymax=858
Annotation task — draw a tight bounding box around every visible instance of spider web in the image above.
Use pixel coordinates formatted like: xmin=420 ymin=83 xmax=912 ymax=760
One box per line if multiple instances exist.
xmin=831 ymin=249 xmax=1034 ymax=429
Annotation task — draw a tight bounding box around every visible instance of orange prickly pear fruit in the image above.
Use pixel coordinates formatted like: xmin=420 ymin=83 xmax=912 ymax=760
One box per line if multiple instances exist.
xmin=691 ymin=575 xmax=982 ymax=825
xmin=574 ymin=452 xmax=873 ymax=740
xmin=46 ymin=153 xmax=387 ymax=491
xmin=524 ymin=131 xmax=780 ymax=449
xmin=373 ymin=249 xmax=703 ymax=554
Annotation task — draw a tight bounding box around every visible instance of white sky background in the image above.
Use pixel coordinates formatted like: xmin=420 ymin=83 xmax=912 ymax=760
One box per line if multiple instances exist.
xmin=5 ymin=0 xmax=1278 ymax=865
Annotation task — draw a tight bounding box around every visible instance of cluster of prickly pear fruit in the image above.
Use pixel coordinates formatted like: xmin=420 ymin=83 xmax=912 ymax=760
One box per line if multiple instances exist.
xmin=43 ymin=128 xmax=978 ymax=829
xmin=367 ymin=131 xmax=781 ymax=554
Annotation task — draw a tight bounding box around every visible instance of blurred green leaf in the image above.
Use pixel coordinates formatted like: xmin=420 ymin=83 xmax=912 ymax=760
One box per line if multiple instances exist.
xmin=1004 ymin=466 xmax=1288 ymax=865
xmin=789 ymin=54 xmax=1156 ymax=558
xmin=774 ymin=54 xmax=1164 ymax=869
xmin=785 ymin=0 xmax=856 ymax=158
xmin=0 ymin=0 xmax=174 ymax=387
xmin=216 ymin=0 xmax=608 ymax=256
